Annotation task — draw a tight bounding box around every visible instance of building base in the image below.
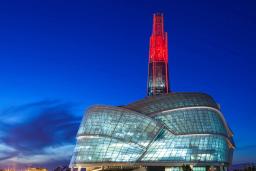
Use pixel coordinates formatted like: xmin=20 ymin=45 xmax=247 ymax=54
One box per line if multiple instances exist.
xmin=70 ymin=165 xmax=228 ymax=171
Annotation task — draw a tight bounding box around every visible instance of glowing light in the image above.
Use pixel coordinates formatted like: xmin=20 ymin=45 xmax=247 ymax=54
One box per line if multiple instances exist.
xmin=149 ymin=13 xmax=168 ymax=62
xmin=147 ymin=13 xmax=170 ymax=96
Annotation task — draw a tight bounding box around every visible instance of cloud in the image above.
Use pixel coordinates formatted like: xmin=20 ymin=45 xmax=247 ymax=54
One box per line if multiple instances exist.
xmin=5 ymin=144 xmax=74 ymax=164
xmin=0 ymin=143 xmax=17 ymax=160
xmin=0 ymin=100 xmax=82 ymax=169
xmin=0 ymin=100 xmax=75 ymax=124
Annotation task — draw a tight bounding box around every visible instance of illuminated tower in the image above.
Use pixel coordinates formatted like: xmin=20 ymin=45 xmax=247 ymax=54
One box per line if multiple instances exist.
xmin=147 ymin=13 xmax=170 ymax=96
xmin=70 ymin=13 xmax=234 ymax=171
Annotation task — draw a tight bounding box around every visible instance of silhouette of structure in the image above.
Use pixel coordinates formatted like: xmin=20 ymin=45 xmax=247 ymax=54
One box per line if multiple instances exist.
xmin=70 ymin=13 xmax=235 ymax=171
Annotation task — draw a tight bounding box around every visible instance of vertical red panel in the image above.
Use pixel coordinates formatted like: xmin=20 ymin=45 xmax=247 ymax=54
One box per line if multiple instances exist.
xmin=149 ymin=13 xmax=168 ymax=62
xmin=147 ymin=13 xmax=170 ymax=96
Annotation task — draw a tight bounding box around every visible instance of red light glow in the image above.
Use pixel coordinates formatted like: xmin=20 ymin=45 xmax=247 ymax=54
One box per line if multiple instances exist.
xmin=147 ymin=13 xmax=170 ymax=96
xmin=149 ymin=13 xmax=168 ymax=62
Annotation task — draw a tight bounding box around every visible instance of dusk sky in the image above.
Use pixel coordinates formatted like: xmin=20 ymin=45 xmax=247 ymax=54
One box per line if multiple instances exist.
xmin=0 ymin=0 xmax=256 ymax=169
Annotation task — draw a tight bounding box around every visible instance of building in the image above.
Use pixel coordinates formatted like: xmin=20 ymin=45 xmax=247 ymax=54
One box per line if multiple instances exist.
xmin=229 ymin=163 xmax=256 ymax=171
xmin=70 ymin=13 xmax=235 ymax=171
xmin=54 ymin=166 xmax=71 ymax=171
xmin=147 ymin=13 xmax=169 ymax=96
xmin=25 ymin=168 xmax=48 ymax=171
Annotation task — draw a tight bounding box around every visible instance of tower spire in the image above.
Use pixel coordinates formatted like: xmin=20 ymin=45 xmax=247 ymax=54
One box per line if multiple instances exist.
xmin=147 ymin=13 xmax=170 ymax=96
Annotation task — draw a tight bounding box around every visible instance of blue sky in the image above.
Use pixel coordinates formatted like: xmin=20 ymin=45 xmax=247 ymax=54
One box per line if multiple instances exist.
xmin=0 ymin=0 xmax=255 ymax=169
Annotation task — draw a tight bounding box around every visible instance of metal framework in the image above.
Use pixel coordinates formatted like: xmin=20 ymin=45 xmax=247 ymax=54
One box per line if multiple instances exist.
xmin=70 ymin=93 xmax=234 ymax=171
xmin=69 ymin=13 xmax=235 ymax=171
xmin=147 ymin=13 xmax=170 ymax=96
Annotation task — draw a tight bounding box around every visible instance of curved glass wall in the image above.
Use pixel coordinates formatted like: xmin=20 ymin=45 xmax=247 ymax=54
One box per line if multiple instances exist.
xmin=154 ymin=108 xmax=227 ymax=135
xmin=126 ymin=93 xmax=219 ymax=115
xmin=73 ymin=136 xmax=144 ymax=163
xmin=70 ymin=93 xmax=234 ymax=168
xmin=141 ymin=130 xmax=229 ymax=162
xmin=77 ymin=106 xmax=162 ymax=147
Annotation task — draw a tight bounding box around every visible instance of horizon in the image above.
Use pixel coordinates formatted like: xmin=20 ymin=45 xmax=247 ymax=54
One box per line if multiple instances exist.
xmin=0 ymin=0 xmax=256 ymax=170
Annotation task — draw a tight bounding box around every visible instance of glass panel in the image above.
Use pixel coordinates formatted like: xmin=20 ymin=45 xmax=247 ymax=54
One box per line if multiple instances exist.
xmin=154 ymin=108 xmax=227 ymax=135
xmin=142 ymin=130 xmax=229 ymax=163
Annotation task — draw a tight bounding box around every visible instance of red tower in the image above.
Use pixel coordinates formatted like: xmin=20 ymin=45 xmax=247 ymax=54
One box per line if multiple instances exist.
xmin=147 ymin=13 xmax=170 ymax=96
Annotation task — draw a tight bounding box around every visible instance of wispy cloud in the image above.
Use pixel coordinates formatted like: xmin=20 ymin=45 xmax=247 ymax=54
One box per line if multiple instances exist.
xmin=5 ymin=144 xmax=74 ymax=164
xmin=0 ymin=100 xmax=82 ymax=169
